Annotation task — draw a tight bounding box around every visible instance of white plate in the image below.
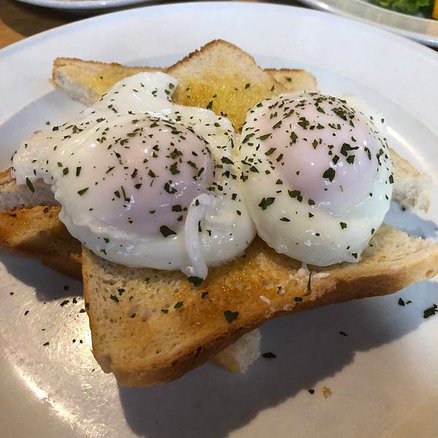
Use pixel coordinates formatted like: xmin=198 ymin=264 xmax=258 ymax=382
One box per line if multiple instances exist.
xmin=15 ymin=0 xmax=156 ymax=11
xmin=299 ymin=0 xmax=438 ymax=47
xmin=1 ymin=3 xmax=438 ymax=437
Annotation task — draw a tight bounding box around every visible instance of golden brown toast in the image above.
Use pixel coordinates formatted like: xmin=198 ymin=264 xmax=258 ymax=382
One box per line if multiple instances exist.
xmin=83 ymin=225 xmax=438 ymax=386
xmin=0 ymin=205 xmax=81 ymax=279
xmin=52 ymin=58 xmax=158 ymax=107
xmin=265 ymin=68 xmax=320 ymax=93
xmin=2 ymin=40 xmax=437 ymax=385
xmin=166 ymin=40 xmax=284 ymax=130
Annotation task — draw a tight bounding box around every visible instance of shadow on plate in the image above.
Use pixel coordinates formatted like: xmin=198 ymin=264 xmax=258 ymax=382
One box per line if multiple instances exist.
xmin=385 ymin=201 xmax=438 ymax=238
xmin=0 ymin=249 xmax=82 ymax=301
xmin=118 ymin=279 xmax=437 ymax=438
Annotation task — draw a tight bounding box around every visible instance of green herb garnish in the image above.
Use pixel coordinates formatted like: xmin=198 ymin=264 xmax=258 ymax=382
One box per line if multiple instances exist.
xmin=25 ymin=177 xmax=35 ymax=193
xmin=174 ymin=301 xmax=184 ymax=309
xmin=423 ymin=304 xmax=438 ymax=319
xmin=77 ymin=187 xmax=89 ymax=196
xmin=258 ymin=197 xmax=275 ymax=210
xmin=188 ymin=276 xmax=203 ymax=286
xmin=224 ymin=310 xmax=239 ymax=323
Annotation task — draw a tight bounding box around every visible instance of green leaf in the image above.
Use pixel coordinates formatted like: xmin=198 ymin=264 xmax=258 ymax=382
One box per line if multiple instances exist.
xmin=174 ymin=301 xmax=184 ymax=309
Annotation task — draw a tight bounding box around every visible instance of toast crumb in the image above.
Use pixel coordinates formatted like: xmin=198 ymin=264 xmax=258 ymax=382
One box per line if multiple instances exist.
xmin=322 ymin=386 xmax=332 ymax=398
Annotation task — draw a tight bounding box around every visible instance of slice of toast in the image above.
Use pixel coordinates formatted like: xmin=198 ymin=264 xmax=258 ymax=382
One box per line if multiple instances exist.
xmin=265 ymin=68 xmax=320 ymax=93
xmin=83 ymin=225 xmax=438 ymax=386
xmin=3 ymin=40 xmax=437 ymax=385
xmin=165 ymin=40 xmax=284 ymax=130
xmin=0 ymin=205 xmax=82 ymax=279
xmin=51 ymin=59 xmax=158 ymax=106
xmin=391 ymin=149 xmax=431 ymax=212
xmin=74 ymin=41 xmax=438 ymax=386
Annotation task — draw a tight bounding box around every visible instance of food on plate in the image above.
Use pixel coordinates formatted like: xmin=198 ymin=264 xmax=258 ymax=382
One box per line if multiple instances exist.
xmin=370 ymin=0 xmax=438 ymax=19
xmin=240 ymin=92 xmax=393 ymax=266
xmin=12 ymin=72 xmax=255 ymax=279
xmin=1 ymin=40 xmax=438 ymax=387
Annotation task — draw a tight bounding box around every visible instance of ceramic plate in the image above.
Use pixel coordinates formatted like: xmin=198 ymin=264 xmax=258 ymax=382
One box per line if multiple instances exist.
xmin=1 ymin=3 xmax=438 ymax=437
xmin=299 ymin=0 xmax=438 ymax=47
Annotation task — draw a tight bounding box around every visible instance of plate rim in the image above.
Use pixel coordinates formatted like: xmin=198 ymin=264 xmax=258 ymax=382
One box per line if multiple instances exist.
xmin=2 ymin=2 xmax=438 ymax=58
xmin=15 ymin=0 xmax=154 ymax=10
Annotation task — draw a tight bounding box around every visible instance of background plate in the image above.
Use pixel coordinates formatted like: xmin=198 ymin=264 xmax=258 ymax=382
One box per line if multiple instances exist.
xmin=14 ymin=0 xmax=155 ymax=11
xmin=1 ymin=3 xmax=438 ymax=437
xmin=299 ymin=0 xmax=438 ymax=47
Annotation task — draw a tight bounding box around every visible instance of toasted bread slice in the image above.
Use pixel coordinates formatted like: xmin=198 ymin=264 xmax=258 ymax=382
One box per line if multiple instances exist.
xmin=83 ymin=225 xmax=438 ymax=386
xmin=0 ymin=169 xmax=82 ymax=278
xmin=3 ymin=40 xmax=437 ymax=384
xmin=166 ymin=40 xmax=284 ymax=130
xmin=78 ymin=42 xmax=438 ymax=386
xmin=0 ymin=205 xmax=81 ymax=279
xmin=265 ymin=68 xmax=318 ymax=92
xmin=391 ymin=149 xmax=431 ymax=212
xmin=52 ymin=58 xmax=159 ymax=106
xmin=52 ymin=62 xmax=318 ymax=121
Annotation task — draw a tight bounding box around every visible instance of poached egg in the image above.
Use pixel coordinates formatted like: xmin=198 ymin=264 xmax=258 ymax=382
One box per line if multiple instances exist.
xmin=12 ymin=72 xmax=255 ymax=279
xmin=239 ymin=92 xmax=393 ymax=266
